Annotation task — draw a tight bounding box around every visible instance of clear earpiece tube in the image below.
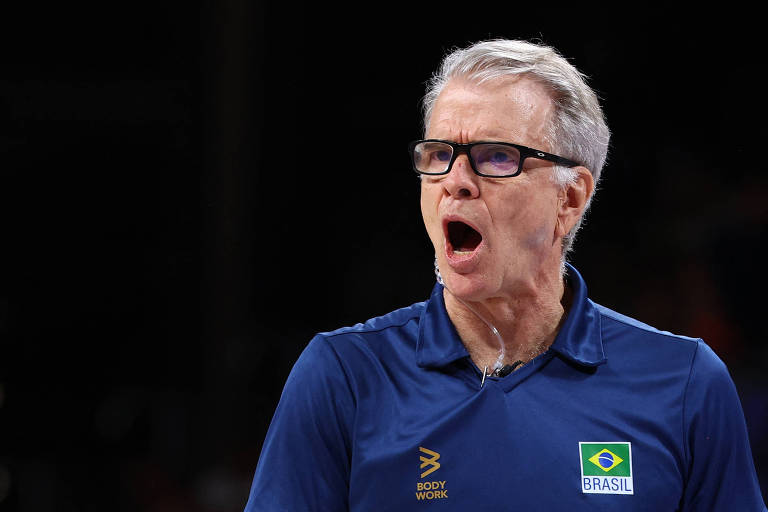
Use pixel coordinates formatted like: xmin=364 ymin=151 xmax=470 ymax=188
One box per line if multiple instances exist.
xmin=435 ymin=259 xmax=506 ymax=376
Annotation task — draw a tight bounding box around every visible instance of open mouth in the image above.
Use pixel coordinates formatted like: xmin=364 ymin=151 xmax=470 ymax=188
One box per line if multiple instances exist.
xmin=446 ymin=221 xmax=483 ymax=253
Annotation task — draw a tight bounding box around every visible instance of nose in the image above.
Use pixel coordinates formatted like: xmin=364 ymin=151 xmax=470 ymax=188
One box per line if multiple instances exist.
xmin=442 ymin=153 xmax=480 ymax=199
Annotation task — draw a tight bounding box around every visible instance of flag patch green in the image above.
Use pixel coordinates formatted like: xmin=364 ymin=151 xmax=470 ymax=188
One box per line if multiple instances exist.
xmin=579 ymin=442 xmax=633 ymax=495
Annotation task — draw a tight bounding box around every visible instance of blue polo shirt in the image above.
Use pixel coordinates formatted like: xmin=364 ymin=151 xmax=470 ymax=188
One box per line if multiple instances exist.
xmin=245 ymin=265 xmax=766 ymax=511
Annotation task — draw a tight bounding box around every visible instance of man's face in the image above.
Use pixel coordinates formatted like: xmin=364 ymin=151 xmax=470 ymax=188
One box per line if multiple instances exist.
xmin=420 ymin=76 xmax=565 ymax=301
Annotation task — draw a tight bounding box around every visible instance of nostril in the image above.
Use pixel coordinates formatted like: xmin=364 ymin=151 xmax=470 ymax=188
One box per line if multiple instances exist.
xmin=459 ymin=188 xmax=471 ymax=197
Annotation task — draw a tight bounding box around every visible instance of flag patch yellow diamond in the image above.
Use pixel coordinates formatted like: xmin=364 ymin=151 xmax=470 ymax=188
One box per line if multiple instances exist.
xmin=588 ymin=449 xmax=624 ymax=472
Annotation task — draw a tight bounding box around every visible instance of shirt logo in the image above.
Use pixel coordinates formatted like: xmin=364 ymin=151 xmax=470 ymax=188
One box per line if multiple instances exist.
xmin=579 ymin=442 xmax=633 ymax=495
xmin=418 ymin=446 xmax=441 ymax=478
xmin=416 ymin=447 xmax=447 ymax=501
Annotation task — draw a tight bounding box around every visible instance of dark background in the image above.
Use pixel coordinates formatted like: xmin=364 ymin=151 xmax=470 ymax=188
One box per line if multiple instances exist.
xmin=2 ymin=3 xmax=766 ymax=510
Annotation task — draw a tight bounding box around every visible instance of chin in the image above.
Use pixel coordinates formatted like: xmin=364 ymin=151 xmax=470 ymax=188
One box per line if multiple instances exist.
xmin=440 ymin=270 xmax=497 ymax=303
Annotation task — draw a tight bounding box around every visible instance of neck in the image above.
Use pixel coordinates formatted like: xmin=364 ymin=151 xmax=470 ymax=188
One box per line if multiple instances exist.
xmin=444 ymin=267 xmax=570 ymax=372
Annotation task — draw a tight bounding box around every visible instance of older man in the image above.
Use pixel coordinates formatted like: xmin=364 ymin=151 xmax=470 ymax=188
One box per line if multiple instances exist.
xmin=244 ymin=40 xmax=765 ymax=511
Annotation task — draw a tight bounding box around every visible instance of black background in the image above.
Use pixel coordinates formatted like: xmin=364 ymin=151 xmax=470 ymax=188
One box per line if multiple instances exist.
xmin=2 ymin=3 xmax=767 ymax=510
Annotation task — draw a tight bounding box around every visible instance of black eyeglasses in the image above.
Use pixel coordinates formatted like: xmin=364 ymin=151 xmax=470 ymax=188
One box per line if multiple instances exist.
xmin=409 ymin=139 xmax=580 ymax=178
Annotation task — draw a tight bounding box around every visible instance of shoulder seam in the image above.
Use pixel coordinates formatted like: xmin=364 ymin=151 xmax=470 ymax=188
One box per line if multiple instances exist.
xmin=322 ymin=308 xmax=422 ymax=338
xmin=680 ymin=338 xmax=702 ymax=480
xmin=313 ymin=333 xmax=359 ymax=414
xmin=599 ymin=308 xmax=699 ymax=343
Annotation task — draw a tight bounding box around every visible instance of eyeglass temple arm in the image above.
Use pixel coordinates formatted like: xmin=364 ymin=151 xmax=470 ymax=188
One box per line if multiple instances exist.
xmin=524 ymin=148 xmax=580 ymax=168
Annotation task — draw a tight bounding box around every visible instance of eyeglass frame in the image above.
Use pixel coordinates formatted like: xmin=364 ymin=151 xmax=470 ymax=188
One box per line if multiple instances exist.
xmin=408 ymin=139 xmax=581 ymax=178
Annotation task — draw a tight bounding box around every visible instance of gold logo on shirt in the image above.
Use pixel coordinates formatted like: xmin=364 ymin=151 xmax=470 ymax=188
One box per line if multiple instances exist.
xmin=419 ymin=446 xmax=441 ymax=478
xmin=416 ymin=446 xmax=447 ymax=500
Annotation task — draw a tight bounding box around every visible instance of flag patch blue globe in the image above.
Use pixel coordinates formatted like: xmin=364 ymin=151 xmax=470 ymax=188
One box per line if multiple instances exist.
xmin=598 ymin=452 xmax=614 ymax=468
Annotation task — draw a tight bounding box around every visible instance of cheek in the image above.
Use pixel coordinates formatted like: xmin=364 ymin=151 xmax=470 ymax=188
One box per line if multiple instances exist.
xmin=420 ymin=186 xmax=442 ymax=242
xmin=496 ymin=196 xmax=557 ymax=250
xmin=522 ymin=223 xmax=554 ymax=249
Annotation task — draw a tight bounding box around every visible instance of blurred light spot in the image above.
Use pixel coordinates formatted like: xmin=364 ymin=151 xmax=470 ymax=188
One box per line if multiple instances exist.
xmin=195 ymin=465 xmax=251 ymax=512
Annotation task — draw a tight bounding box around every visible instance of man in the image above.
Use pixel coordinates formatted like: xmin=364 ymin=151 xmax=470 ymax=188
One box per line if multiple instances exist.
xmin=244 ymin=39 xmax=766 ymax=510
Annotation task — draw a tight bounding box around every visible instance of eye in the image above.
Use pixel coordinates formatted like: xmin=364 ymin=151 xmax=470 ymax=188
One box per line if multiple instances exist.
xmin=413 ymin=142 xmax=454 ymax=174
xmin=472 ymin=144 xmax=521 ymax=174
xmin=488 ymin=151 xmax=511 ymax=164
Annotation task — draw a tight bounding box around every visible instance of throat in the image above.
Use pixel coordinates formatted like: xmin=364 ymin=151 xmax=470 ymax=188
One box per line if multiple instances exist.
xmin=443 ymin=285 xmax=567 ymax=376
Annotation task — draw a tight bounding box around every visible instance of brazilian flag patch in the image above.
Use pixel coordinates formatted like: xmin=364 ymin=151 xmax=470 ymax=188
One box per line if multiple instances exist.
xmin=579 ymin=442 xmax=633 ymax=495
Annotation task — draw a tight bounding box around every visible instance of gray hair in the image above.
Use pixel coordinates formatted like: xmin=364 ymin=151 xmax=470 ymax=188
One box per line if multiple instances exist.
xmin=422 ymin=39 xmax=610 ymax=254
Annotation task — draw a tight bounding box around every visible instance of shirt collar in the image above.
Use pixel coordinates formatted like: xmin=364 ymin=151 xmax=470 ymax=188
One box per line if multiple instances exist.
xmin=415 ymin=263 xmax=606 ymax=369
xmin=415 ymin=283 xmax=470 ymax=368
xmin=551 ymin=263 xmax=606 ymax=367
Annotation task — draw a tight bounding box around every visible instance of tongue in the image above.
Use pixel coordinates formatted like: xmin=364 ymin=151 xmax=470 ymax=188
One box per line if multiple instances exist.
xmin=450 ymin=222 xmax=482 ymax=252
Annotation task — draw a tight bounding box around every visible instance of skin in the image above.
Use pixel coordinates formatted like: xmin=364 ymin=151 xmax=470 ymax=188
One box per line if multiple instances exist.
xmin=420 ymin=76 xmax=594 ymax=371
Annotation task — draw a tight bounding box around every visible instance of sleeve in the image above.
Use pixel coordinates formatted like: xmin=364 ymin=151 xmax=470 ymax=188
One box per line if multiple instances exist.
xmin=244 ymin=334 xmax=356 ymax=512
xmin=680 ymin=340 xmax=767 ymax=511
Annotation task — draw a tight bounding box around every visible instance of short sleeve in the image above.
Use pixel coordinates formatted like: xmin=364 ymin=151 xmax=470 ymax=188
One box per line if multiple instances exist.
xmin=244 ymin=335 xmax=356 ymax=512
xmin=680 ymin=340 xmax=766 ymax=511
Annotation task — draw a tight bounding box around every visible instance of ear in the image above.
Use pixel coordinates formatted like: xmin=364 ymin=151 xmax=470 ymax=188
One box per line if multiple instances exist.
xmin=556 ymin=166 xmax=594 ymax=239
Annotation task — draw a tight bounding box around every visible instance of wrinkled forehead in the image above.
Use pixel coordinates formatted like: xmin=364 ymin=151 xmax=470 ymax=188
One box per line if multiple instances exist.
xmin=427 ymin=76 xmax=555 ymax=148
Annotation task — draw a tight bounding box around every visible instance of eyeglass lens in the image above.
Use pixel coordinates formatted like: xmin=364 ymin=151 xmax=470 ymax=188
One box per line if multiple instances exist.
xmin=413 ymin=141 xmax=521 ymax=176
